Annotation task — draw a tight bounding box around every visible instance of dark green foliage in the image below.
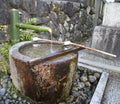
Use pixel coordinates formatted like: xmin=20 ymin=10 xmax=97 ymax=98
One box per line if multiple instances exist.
xmin=24 ymin=18 xmax=39 ymax=25
xmin=0 ymin=42 xmax=11 ymax=74
xmin=0 ymin=32 xmax=34 ymax=63
xmin=0 ymin=42 xmax=11 ymax=63
xmin=19 ymin=32 xmax=34 ymax=41
xmin=0 ymin=60 xmax=8 ymax=74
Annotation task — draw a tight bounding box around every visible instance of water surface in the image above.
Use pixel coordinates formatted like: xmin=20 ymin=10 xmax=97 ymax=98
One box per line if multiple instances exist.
xmin=19 ymin=43 xmax=73 ymax=58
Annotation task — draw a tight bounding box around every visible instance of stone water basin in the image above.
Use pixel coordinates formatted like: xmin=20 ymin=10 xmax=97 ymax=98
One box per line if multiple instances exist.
xmin=9 ymin=41 xmax=83 ymax=103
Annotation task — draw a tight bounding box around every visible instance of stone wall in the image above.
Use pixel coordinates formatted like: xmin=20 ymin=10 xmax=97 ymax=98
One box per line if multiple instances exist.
xmin=0 ymin=0 xmax=96 ymax=43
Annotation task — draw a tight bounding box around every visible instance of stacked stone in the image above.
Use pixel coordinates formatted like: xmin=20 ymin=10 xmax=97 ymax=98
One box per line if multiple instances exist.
xmin=0 ymin=0 xmax=97 ymax=43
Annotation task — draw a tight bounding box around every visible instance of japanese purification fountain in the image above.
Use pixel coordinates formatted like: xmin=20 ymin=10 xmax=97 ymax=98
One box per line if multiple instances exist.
xmin=9 ymin=9 xmax=83 ymax=103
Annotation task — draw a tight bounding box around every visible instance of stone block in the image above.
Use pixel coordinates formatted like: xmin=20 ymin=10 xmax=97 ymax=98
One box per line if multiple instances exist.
xmin=91 ymin=26 xmax=120 ymax=57
xmin=102 ymin=3 xmax=120 ymax=27
xmin=0 ymin=31 xmax=7 ymax=43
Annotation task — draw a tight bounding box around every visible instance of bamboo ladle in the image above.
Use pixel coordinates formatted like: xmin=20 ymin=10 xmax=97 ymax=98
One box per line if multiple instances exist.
xmin=34 ymin=38 xmax=117 ymax=58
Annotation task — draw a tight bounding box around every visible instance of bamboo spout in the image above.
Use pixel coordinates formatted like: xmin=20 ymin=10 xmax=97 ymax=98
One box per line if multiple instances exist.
xmin=10 ymin=8 xmax=52 ymax=44
xmin=16 ymin=23 xmax=52 ymax=33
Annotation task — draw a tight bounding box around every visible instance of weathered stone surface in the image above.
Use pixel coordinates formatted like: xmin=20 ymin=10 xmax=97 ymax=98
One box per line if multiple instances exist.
xmin=21 ymin=0 xmax=37 ymax=15
xmin=0 ymin=0 xmax=10 ymax=25
xmin=71 ymin=13 xmax=79 ymax=24
xmin=0 ymin=0 xmax=10 ymax=9
xmin=49 ymin=11 xmax=58 ymax=26
xmin=9 ymin=0 xmax=22 ymax=8
xmin=79 ymin=9 xmax=87 ymax=25
xmin=88 ymin=75 xmax=97 ymax=83
xmin=37 ymin=16 xmax=50 ymax=25
xmin=58 ymin=11 xmax=67 ymax=25
xmin=0 ymin=31 xmax=7 ymax=43
xmin=80 ymin=75 xmax=88 ymax=82
xmin=21 ymin=0 xmax=50 ymax=16
xmin=0 ymin=11 xmax=9 ymax=25
xmin=35 ymin=1 xmax=50 ymax=17
xmin=19 ymin=10 xmax=31 ymax=22
xmin=91 ymin=26 xmax=120 ymax=57
xmin=50 ymin=2 xmax=61 ymax=12
xmin=0 ymin=88 xmax=6 ymax=96
xmin=0 ymin=0 xmax=96 ymax=42
xmin=102 ymin=3 xmax=120 ymax=27
xmin=62 ymin=2 xmax=80 ymax=17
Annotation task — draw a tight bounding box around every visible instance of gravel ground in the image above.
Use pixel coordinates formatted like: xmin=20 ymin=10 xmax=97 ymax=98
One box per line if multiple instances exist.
xmin=0 ymin=66 xmax=100 ymax=104
xmin=60 ymin=67 xmax=101 ymax=104
xmin=0 ymin=73 xmax=36 ymax=104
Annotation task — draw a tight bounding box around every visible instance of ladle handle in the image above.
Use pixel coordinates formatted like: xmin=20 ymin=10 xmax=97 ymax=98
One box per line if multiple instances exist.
xmin=38 ymin=38 xmax=117 ymax=58
xmin=71 ymin=43 xmax=117 ymax=58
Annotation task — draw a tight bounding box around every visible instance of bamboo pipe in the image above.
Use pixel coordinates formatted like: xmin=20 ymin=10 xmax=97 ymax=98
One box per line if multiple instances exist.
xmin=16 ymin=23 xmax=52 ymax=33
xmin=37 ymin=38 xmax=117 ymax=58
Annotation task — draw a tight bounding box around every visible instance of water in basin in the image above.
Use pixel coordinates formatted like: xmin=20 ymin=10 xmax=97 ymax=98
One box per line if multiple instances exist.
xmin=19 ymin=43 xmax=73 ymax=58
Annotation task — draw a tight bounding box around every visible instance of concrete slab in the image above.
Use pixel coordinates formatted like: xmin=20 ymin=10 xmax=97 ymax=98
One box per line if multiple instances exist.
xmin=102 ymin=3 xmax=120 ymax=27
xmin=91 ymin=26 xmax=120 ymax=58
xmin=102 ymin=74 xmax=120 ymax=104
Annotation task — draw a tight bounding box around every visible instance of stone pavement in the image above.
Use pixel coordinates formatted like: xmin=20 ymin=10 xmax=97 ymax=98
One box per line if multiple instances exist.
xmin=78 ymin=48 xmax=120 ymax=104
xmin=102 ymin=72 xmax=120 ymax=104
